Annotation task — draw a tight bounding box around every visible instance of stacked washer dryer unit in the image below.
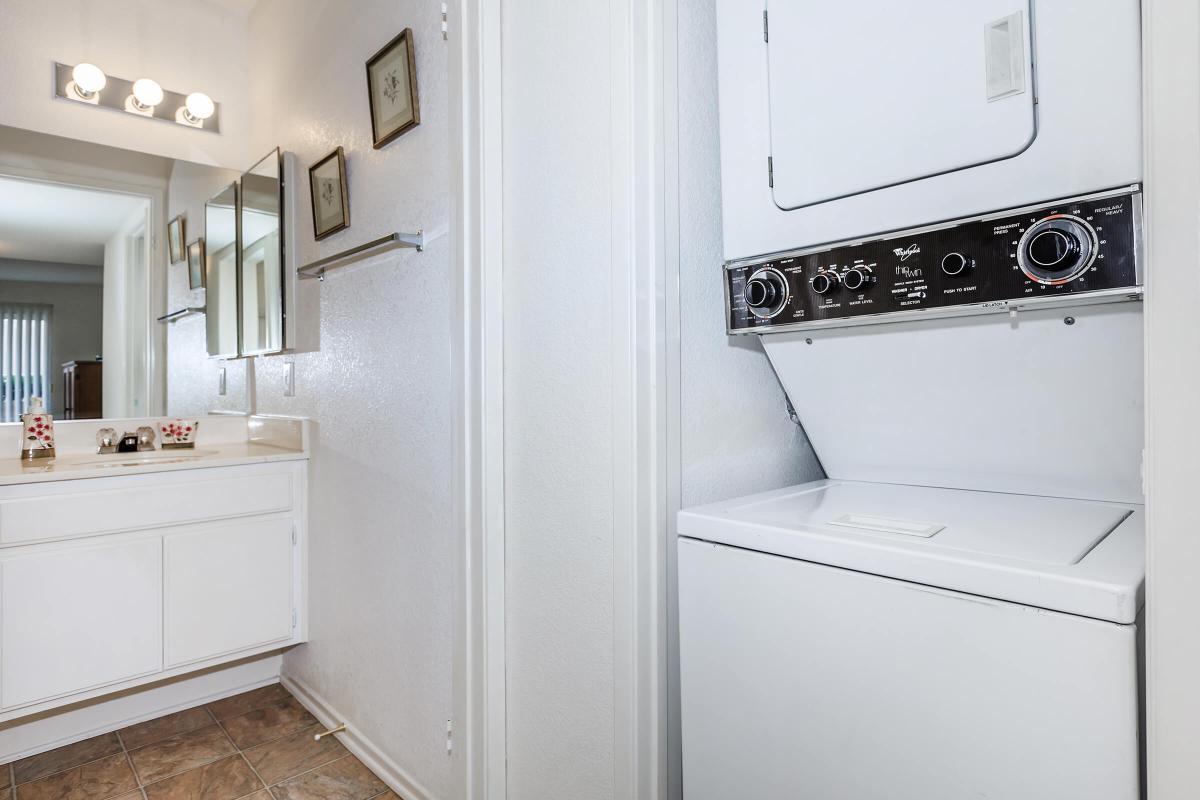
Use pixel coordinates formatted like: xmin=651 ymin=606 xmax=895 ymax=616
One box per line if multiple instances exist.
xmin=677 ymin=2 xmax=1145 ymax=799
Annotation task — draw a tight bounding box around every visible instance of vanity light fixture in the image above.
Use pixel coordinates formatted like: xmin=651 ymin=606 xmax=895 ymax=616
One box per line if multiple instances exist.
xmin=131 ymin=78 xmax=164 ymax=110
xmin=70 ymin=62 xmax=106 ymax=99
xmin=183 ymin=92 xmax=215 ymax=124
xmin=54 ymin=63 xmax=221 ymax=133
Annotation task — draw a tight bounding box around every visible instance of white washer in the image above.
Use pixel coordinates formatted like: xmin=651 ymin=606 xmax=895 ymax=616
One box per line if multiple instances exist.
xmin=677 ymin=479 xmax=1143 ymax=800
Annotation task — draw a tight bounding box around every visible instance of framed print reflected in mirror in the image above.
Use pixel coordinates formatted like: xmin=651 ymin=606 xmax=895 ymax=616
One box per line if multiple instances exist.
xmin=187 ymin=238 xmax=206 ymax=290
xmin=168 ymin=214 xmax=186 ymax=264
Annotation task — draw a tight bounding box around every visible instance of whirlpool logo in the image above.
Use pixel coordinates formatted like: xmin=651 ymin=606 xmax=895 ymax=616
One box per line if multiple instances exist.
xmin=893 ymin=244 xmax=921 ymax=261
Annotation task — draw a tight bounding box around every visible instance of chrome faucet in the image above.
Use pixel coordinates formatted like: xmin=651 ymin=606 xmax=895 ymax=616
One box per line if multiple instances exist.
xmin=105 ymin=426 xmax=156 ymax=454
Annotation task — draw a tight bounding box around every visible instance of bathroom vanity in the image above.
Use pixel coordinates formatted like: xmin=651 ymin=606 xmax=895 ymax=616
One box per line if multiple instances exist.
xmin=0 ymin=415 xmax=308 ymax=723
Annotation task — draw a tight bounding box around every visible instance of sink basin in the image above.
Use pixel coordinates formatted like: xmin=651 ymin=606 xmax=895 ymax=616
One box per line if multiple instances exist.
xmin=71 ymin=449 xmax=219 ymax=468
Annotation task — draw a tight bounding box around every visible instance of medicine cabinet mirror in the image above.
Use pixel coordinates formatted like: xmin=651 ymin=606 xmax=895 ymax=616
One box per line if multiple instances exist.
xmin=205 ymin=148 xmax=288 ymax=358
xmin=205 ymin=182 xmax=241 ymax=359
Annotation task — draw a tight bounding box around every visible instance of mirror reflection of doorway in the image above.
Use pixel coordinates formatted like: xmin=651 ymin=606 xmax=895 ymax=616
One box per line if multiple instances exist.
xmin=0 ymin=175 xmax=152 ymax=421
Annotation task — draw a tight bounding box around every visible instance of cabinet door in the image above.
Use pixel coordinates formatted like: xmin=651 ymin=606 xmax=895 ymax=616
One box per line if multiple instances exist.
xmin=164 ymin=517 xmax=294 ymax=667
xmin=1 ymin=538 xmax=162 ymax=709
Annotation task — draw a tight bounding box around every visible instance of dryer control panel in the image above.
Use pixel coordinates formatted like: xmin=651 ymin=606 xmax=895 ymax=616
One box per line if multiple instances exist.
xmin=726 ymin=187 xmax=1142 ymax=334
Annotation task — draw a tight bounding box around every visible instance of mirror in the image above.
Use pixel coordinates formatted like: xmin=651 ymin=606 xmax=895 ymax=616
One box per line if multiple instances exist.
xmin=0 ymin=123 xmax=246 ymax=422
xmin=205 ymin=182 xmax=241 ymax=359
xmin=240 ymin=149 xmax=284 ymax=355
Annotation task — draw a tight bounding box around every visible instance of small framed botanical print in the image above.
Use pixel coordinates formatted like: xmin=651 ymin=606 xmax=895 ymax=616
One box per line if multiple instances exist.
xmin=309 ymin=147 xmax=350 ymax=241
xmin=187 ymin=238 xmax=206 ymax=290
xmin=366 ymin=29 xmax=420 ymax=149
xmin=168 ymin=214 xmax=186 ymax=263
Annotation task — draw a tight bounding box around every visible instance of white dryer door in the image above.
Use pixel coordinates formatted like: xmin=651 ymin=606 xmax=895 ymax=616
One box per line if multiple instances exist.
xmin=767 ymin=1 xmax=1037 ymax=209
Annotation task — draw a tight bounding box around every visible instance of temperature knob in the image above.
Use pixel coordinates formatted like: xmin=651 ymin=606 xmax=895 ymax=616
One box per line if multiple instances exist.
xmin=941 ymin=252 xmax=972 ymax=276
xmin=1016 ymin=214 xmax=1099 ymax=285
xmin=842 ymin=267 xmax=872 ymax=292
xmin=810 ymin=270 xmax=839 ymax=295
xmin=744 ymin=267 xmax=789 ymax=319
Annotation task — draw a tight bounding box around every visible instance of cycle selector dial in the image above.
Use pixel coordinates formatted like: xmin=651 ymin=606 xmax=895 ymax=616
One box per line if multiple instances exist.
xmin=744 ymin=267 xmax=790 ymax=319
xmin=842 ymin=267 xmax=872 ymax=292
xmin=1016 ymin=214 xmax=1099 ymax=285
xmin=941 ymin=252 xmax=972 ymax=276
xmin=810 ymin=270 xmax=839 ymax=295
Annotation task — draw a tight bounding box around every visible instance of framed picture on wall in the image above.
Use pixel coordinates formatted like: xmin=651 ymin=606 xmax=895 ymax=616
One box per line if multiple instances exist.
xmin=168 ymin=214 xmax=186 ymax=263
xmin=309 ymin=147 xmax=350 ymax=240
xmin=366 ymin=28 xmax=420 ymax=149
xmin=187 ymin=238 xmax=206 ymax=290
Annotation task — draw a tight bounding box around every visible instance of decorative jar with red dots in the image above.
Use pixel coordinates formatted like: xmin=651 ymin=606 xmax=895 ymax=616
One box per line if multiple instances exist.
xmin=160 ymin=419 xmax=199 ymax=449
xmin=19 ymin=397 xmax=55 ymax=461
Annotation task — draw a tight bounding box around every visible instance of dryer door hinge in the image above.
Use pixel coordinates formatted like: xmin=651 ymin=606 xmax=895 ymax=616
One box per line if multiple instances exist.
xmin=768 ymin=156 xmax=774 ymax=188
xmin=763 ymin=9 xmax=769 ymax=42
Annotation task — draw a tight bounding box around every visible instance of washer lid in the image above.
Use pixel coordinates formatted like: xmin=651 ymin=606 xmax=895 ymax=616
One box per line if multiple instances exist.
xmin=677 ymin=480 xmax=1144 ymax=623
xmin=766 ymin=0 xmax=1036 ymax=209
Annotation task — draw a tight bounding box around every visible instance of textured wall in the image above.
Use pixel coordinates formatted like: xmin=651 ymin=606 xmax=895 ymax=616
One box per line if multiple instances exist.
xmin=0 ymin=0 xmax=252 ymax=167
xmin=678 ymin=0 xmax=823 ymax=507
xmin=242 ymin=2 xmax=453 ymax=798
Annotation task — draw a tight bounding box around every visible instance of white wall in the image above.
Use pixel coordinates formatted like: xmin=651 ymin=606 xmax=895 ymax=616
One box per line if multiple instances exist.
xmin=164 ymin=159 xmax=246 ymax=417
xmin=0 ymin=275 xmax=103 ymax=417
xmin=0 ymin=0 xmax=252 ymax=168
xmin=240 ymin=3 xmax=453 ymax=798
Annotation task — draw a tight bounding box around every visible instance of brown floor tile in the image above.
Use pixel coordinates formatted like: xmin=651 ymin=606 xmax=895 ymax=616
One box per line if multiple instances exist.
xmin=142 ymin=755 xmax=263 ymax=800
xmin=219 ymin=699 xmax=316 ymax=751
xmin=13 ymin=734 xmax=124 ymax=785
xmin=15 ymin=752 xmax=136 ymax=800
xmin=241 ymin=726 xmax=346 ymax=786
xmin=237 ymin=793 xmax=270 ymax=800
xmin=120 ymin=708 xmax=215 ymax=752
xmin=1 ymin=765 xmax=12 ymax=791
xmin=128 ymin=726 xmax=236 ymax=785
xmin=368 ymin=793 xmax=400 ymax=799
xmin=268 ymin=757 xmax=386 ymax=800
xmin=205 ymin=686 xmax=291 ymax=723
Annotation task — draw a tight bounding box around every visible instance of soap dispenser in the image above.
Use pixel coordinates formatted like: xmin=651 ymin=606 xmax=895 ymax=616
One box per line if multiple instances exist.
xmin=19 ymin=397 xmax=55 ymax=461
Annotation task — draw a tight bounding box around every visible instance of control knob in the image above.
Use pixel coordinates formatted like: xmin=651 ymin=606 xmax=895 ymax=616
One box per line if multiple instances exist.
xmin=841 ymin=267 xmax=872 ymax=292
xmin=941 ymin=252 xmax=972 ymax=276
xmin=810 ymin=270 xmax=840 ymax=295
xmin=1016 ymin=214 xmax=1099 ymax=285
xmin=744 ymin=267 xmax=789 ymax=319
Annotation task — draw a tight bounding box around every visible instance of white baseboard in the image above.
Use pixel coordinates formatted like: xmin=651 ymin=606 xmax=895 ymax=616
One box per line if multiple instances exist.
xmin=0 ymin=654 xmax=282 ymax=764
xmin=281 ymin=673 xmax=438 ymax=800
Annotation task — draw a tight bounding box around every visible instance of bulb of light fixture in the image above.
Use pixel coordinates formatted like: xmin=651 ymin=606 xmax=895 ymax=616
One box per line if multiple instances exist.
xmin=71 ymin=62 xmax=106 ymax=96
xmin=131 ymin=78 xmax=163 ymax=109
xmin=183 ymin=92 xmax=215 ymax=122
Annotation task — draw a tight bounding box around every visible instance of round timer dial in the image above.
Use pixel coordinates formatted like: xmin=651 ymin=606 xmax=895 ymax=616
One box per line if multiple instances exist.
xmin=1016 ymin=214 xmax=1099 ymax=285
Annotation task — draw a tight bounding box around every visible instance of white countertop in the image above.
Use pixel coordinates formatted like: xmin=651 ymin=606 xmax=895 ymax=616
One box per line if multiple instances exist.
xmin=0 ymin=441 xmax=308 ymax=486
xmin=0 ymin=415 xmax=310 ymax=486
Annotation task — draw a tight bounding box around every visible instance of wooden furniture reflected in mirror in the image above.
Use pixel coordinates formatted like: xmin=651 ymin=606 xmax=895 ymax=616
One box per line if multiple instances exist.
xmin=62 ymin=360 xmax=102 ymax=419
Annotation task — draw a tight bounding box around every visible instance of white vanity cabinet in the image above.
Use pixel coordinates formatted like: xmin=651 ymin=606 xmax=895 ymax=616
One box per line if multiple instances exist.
xmin=0 ymin=459 xmax=307 ymax=721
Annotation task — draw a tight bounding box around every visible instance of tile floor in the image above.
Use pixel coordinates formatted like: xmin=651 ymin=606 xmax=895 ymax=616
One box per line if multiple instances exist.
xmin=1 ymin=683 xmax=399 ymax=800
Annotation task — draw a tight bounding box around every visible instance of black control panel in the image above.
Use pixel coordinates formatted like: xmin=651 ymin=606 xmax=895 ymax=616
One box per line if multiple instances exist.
xmin=726 ymin=189 xmax=1141 ymax=332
